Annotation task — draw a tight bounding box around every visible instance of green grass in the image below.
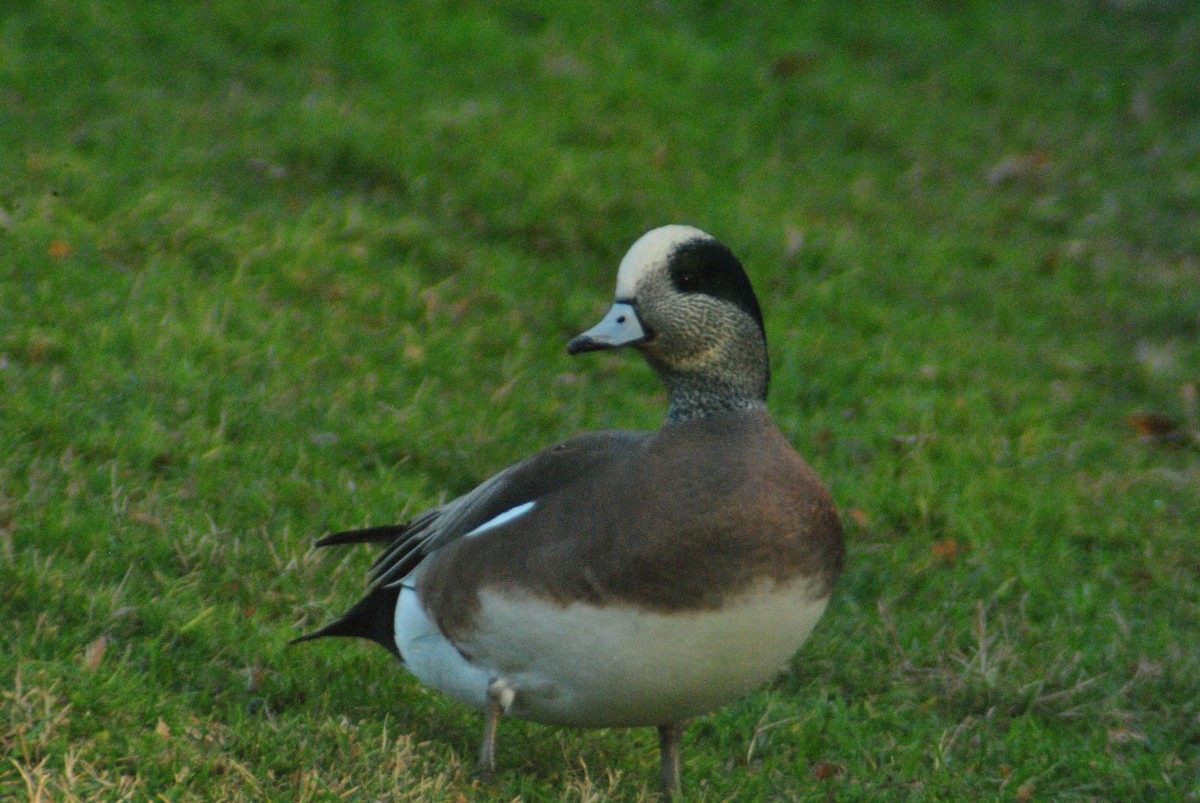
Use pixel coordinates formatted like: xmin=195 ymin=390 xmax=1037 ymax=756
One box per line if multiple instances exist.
xmin=3 ymin=0 xmax=1199 ymax=799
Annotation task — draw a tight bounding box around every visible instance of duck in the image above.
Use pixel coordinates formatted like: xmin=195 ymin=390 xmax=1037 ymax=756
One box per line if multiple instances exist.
xmin=294 ymin=224 xmax=846 ymax=799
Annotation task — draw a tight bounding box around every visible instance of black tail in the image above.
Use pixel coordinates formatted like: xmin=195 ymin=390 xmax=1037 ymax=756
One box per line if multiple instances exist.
xmin=314 ymin=524 xmax=409 ymax=548
xmin=291 ymin=584 xmax=402 ymax=659
xmin=294 ymin=521 xmax=425 ymax=658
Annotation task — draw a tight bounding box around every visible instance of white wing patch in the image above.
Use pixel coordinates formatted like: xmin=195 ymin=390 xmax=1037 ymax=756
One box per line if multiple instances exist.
xmin=463 ymin=500 xmax=535 ymax=538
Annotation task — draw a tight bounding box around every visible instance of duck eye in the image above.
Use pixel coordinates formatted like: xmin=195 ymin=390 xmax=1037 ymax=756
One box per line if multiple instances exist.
xmin=616 ymin=315 xmax=626 ymax=323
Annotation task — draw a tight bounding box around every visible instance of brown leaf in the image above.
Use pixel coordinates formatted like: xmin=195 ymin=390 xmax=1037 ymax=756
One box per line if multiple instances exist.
xmin=84 ymin=635 xmax=108 ymax=671
xmin=1016 ymin=782 xmax=1036 ymax=802
xmin=931 ymin=539 xmax=959 ymax=564
xmin=812 ymin=760 xmax=845 ymax=781
xmin=1126 ymin=412 xmax=1185 ymax=444
xmin=48 ymin=240 xmax=74 ymax=259
xmin=156 ymin=718 xmax=172 ymax=738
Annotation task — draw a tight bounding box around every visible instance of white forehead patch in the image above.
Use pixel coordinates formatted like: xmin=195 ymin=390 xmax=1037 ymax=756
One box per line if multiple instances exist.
xmin=614 ymin=224 xmax=713 ymax=299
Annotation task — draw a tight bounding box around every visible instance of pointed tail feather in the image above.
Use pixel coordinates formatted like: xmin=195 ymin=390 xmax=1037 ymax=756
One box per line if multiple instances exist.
xmin=290 ymin=585 xmax=403 ymax=660
xmin=314 ymin=524 xmax=409 ymax=548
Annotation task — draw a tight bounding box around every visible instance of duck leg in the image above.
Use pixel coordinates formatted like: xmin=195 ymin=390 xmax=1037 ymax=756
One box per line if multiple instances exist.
xmin=477 ymin=679 xmax=516 ymax=778
xmin=657 ymin=721 xmax=686 ymax=800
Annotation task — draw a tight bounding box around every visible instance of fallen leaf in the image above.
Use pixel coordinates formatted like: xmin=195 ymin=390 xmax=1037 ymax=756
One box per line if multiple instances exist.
xmin=1126 ymin=412 xmax=1186 ymax=445
xmin=931 ymin=539 xmax=959 ymax=563
xmin=84 ymin=635 xmax=108 ymax=671
xmin=812 ymin=760 xmax=845 ymax=781
xmin=48 ymin=240 xmax=74 ymax=259
xmin=156 ymin=718 xmax=172 ymax=738
xmin=1016 ymin=782 xmax=1036 ymax=802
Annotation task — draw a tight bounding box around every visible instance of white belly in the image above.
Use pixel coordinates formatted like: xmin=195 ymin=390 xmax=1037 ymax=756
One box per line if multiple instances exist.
xmin=396 ymin=579 xmax=828 ymax=728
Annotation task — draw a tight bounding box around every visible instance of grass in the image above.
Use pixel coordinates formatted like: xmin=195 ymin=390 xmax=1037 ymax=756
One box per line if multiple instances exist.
xmin=3 ymin=0 xmax=1199 ymax=799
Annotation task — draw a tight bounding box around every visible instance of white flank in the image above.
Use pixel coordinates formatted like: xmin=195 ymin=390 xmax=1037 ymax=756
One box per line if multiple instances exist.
xmin=401 ymin=577 xmax=829 ymax=727
xmin=394 ymin=587 xmax=491 ymax=709
xmin=464 ymin=500 xmax=536 ymax=539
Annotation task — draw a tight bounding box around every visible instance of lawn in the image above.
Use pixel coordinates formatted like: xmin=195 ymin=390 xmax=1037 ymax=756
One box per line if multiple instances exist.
xmin=2 ymin=0 xmax=1198 ymax=799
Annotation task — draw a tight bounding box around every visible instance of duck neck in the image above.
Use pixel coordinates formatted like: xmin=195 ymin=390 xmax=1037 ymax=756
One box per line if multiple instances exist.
xmin=656 ymin=365 xmax=769 ymax=424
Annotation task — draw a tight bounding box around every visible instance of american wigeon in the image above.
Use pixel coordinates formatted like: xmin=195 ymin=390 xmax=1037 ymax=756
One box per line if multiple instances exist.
xmin=296 ymin=224 xmax=845 ymax=799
